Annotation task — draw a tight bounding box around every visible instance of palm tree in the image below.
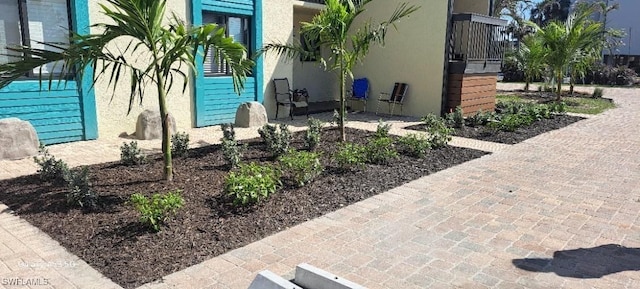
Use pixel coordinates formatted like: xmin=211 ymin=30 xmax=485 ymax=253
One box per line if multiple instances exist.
xmin=261 ymin=0 xmax=418 ymax=142
xmin=508 ymin=35 xmax=547 ymax=91
xmin=529 ymin=4 xmax=603 ymax=100
xmin=0 ymin=0 xmax=254 ymax=181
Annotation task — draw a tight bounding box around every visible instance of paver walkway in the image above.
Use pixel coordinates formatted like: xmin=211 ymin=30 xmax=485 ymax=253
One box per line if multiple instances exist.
xmin=1 ymin=84 xmax=639 ymax=288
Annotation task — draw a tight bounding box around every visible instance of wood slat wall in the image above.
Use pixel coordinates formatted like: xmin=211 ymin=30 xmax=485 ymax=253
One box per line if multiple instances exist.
xmin=0 ymin=81 xmax=85 ymax=144
xmin=446 ymin=74 xmax=497 ymax=115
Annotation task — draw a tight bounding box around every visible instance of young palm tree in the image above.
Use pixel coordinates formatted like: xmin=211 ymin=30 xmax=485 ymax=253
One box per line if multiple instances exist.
xmin=261 ymin=0 xmax=419 ymax=142
xmin=529 ymin=4 xmax=603 ymax=100
xmin=0 ymin=0 xmax=254 ymax=181
xmin=509 ymin=35 xmax=547 ymax=91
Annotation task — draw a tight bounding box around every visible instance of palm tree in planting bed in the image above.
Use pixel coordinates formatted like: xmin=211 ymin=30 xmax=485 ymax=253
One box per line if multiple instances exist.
xmin=0 ymin=0 xmax=254 ymax=181
xmin=261 ymin=0 xmax=419 ymax=142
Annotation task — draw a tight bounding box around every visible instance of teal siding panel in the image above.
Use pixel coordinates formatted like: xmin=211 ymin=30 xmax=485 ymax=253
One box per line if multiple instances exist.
xmin=0 ymin=80 xmax=78 ymax=93
xmin=202 ymin=0 xmax=254 ymax=14
xmin=0 ymin=97 xmax=80 ymax=108
xmin=38 ymin=130 xmax=84 ymax=142
xmin=254 ymin=0 xmax=264 ymax=103
xmin=0 ymin=103 xmax=81 ymax=115
xmin=196 ymin=76 xmax=257 ymax=126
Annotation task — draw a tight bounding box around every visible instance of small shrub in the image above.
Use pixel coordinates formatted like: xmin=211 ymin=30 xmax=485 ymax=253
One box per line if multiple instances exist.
xmin=592 ymin=87 xmax=604 ymax=98
xmin=221 ymin=124 xmax=245 ymax=169
xmin=330 ymin=109 xmax=347 ymax=126
xmin=488 ymin=114 xmax=533 ymax=132
xmin=333 ymin=142 xmax=367 ymax=171
xmin=445 ymin=106 xmax=464 ymax=128
xmin=374 ymin=120 xmax=392 ymax=139
xmin=224 ymin=162 xmax=280 ymax=206
xmin=279 ymin=150 xmax=323 ymax=187
xmin=258 ymin=124 xmax=291 ymax=157
xmin=466 ymin=110 xmax=491 ymax=127
xmin=66 ymin=166 xmax=98 ymax=210
xmin=421 ymin=114 xmax=453 ymax=148
xmin=365 ymin=136 xmax=398 ymax=165
xmin=397 ymin=134 xmax=431 ymax=158
xmin=33 ymin=144 xmax=69 ymax=185
xmin=548 ymin=101 xmax=567 ymax=114
xmin=171 ymin=132 xmax=190 ymax=157
xmin=130 ymin=190 xmax=184 ymax=232
xmin=120 ymin=141 xmax=146 ymax=165
xmin=304 ymin=118 xmax=324 ymax=150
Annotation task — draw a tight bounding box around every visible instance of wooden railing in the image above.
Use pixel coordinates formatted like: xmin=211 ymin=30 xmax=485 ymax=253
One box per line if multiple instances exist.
xmin=448 ymin=13 xmax=508 ymax=74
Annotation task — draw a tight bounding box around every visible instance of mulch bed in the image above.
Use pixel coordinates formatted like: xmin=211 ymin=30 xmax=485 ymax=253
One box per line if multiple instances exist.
xmin=405 ymin=114 xmax=585 ymax=145
xmin=0 ymin=127 xmax=487 ymax=288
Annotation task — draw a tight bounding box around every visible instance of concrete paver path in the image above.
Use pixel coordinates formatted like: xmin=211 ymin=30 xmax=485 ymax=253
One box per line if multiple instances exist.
xmin=1 ymin=85 xmax=639 ymax=288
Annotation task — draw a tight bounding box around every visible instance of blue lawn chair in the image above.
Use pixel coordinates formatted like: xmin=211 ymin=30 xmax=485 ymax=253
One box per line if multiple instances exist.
xmin=348 ymin=78 xmax=369 ymax=112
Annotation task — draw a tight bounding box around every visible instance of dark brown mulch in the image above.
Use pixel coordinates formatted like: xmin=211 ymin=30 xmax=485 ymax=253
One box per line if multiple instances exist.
xmin=405 ymin=114 xmax=585 ymax=145
xmin=0 ymin=128 xmax=487 ymax=288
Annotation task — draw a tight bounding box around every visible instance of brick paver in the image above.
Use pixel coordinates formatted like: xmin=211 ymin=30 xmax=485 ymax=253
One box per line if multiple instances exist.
xmin=1 ymin=84 xmax=639 ymax=288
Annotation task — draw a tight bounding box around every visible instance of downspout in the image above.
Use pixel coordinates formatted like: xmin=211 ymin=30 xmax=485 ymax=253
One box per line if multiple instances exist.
xmin=441 ymin=0 xmax=454 ymax=116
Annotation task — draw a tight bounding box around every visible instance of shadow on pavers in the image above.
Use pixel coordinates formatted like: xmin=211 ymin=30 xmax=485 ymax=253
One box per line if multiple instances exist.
xmin=513 ymin=244 xmax=640 ymax=278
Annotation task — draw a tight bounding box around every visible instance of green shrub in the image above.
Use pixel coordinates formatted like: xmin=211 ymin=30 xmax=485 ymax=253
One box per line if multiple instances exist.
xmin=224 ymin=162 xmax=280 ymax=206
xmin=466 ymin=110 xmax=492 ymax=127
xmin=120 ymin=141 xmax=146 ymax=165
xmin=488 ymin=114 xmax=533 ymax=132
xmin=66 ymin=166 xmax=98 ymax=210
xmin=373 ymin=119 xmax=392 ymax=139
xmin=421 ymin=114 xmax=453 ymax=148
xmin=548 ymin=101 xmax=567 ymax=114
xmin=592 ymin=87 xmax=604 ymax=98
xmin=221 ymin=124 xmax=245 ymax=169
xmin=171 ymin=132 xmax=190 ymax=157
xmin=304 ymin=118 xmax=324 ymax=150
xmin=333 ymin=142 xmax=367 ymax=171
xmin=130 ymin=190 xmax=184 ymax=232
xmin=445 ymin=106 xmax=464 ymax=128
xmin=258 ymin=124 xmax=291 ymax=157
xmin=365 ymin=136 xmax=398 ymax=165
xmin=397 ymin=134 xmax=431 ymax=158
xmin=33 ymin=144 xmax=69 ymax=185
xmin=279 ymin=150 xmax=323 ymax=187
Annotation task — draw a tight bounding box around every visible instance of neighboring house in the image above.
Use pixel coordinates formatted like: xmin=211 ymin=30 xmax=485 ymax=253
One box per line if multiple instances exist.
xmin=0 ymin=0 xmax=506 ymax=144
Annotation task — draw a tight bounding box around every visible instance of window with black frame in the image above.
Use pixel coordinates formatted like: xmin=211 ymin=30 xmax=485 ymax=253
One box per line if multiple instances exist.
xmin=202 ymin=12 xmax=250 ymax=76
xmin=0 ymin=0 xmax=72 ymax=78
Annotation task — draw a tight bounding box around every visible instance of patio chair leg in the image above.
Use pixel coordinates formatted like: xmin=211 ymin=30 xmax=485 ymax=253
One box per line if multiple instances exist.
xmin=306 ymin=106 xmax=309 ymax=118
xmin=376 ymin=101 xmax=380 ymax=115
xmin=276 ymin=105 xmax=280 ymax=119
xmin=290 ymin=105 xmax=294 ymax=120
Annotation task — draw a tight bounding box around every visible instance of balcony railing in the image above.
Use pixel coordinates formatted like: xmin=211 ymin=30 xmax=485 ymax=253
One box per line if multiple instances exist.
xmin=448 ymin=13 xmax=508 ymax=74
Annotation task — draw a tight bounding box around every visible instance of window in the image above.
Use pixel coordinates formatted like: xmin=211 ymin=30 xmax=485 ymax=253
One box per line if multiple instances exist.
xmin=0 ymin=0 xmax=71 ymax=77
xmin=202 ymin=12 xmax=250 ymax=76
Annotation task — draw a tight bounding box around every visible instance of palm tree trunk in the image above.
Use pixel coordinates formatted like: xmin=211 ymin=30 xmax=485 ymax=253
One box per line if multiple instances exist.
xmin=155 ymin=67 xmax=173 ymax=181
xmin=556 ymin=70 xmax=563 ymax=101
xmin=338 ymin=51 xmax=346 ymax=142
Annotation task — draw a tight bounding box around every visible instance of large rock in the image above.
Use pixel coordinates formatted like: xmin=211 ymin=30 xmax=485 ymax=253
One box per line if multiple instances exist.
xmin=0 ymin=118 xmax=40 ymax=160
xmin=235 ymin=102 xmax=268 ymax=128
xmin=135 ymin=110 xmax=177 ymax=140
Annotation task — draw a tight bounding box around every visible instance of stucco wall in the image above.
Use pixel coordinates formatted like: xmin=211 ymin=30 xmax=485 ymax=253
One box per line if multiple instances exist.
xmin=352 ymin=0 xmax=449 ymax=117
xmin=88 ymin=0 xmax=194 ymax=139
xmin=261 ymin=0 xmax=294 ymax=119
xmin=453 ymin=0 xmax=490 ymax=15
xmin=292 ymin=10 xmax=338 ymax=103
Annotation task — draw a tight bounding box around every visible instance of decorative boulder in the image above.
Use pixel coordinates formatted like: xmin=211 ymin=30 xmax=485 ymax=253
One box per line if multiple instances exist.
xmin=135 ymin=110 xmax=177 ymax=140
xmin=0 ymin=118 xmax=40 ymax=160
xmin=235 ymin=102 xmax=268 ymax=128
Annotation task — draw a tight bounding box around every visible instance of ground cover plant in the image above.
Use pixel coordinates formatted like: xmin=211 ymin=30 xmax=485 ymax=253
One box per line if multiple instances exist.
xmin=496 ymin=91 xmax=615 ymax=115
xmin=406 ymin=100 xmax=585 ymax=144
xmin=0 ymin=127 xmax=487 ymax=288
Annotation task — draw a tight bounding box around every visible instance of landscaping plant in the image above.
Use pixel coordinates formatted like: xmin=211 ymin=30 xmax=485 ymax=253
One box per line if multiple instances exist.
xmin=0 ymin=0 xmax=254 ymax=181
xmin=445 ymin=106 xmax=465 ymax=128
xmin=374 ymin=120 xmax=392 ymax=139
xmin=33 ymin=144 xmax=70 ymax=185
xmin=592 ymin=87 xmax=604 ymax=98
xmin=171 ymin=132 xmax=190 ymax=158
xmin=304 ymin=118 xmax=324 ymax=150
xmin=221 ymin=124 xmax=245 ymax=169
xmin=66 ymin=166 xmax=98 ymax=210
xmin=262 ymin=0 xmax=418 ymax=141
xmin=397 ymin=133 xmax=431 ymax=158
xmin=466 ymin=110 xmax=494 ymax=127
xmin=224 ymin=162 xmax=280 ymax=206
xmin=421 ymin=114 xmax=454 ymax=148
xmin=279 ymin=150 xmax=323 ymax=187
xmin=333 ymin=142 xmax=367 ymax=171
xmin=365 ymin=136 xmax=398 ymax=165
xmin=130 ymin=190 xmax=184 ymax=232
xmin=120 ymin=141 xmax=146 ymax=166
xmin=258 ymin=124 xmax=291 ymax=158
